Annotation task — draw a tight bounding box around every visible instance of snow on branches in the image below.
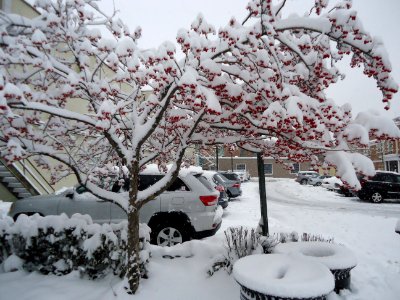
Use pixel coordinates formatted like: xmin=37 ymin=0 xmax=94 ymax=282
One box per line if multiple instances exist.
xmin=0 ymin=0 xmax=399 ymax=198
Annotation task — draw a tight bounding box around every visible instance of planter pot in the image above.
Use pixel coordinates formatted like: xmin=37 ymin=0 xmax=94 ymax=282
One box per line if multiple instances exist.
xmin=273 ymin=242 xmax=357 ymax=292
xmin=233 ymin=254 xmax=334 ymax=300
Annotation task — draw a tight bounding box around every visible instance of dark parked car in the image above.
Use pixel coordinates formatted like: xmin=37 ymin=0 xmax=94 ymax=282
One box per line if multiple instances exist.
xmin=203 ymin=171 xmax=242 ymax=199
xmin=218 ymin=171 xmax=241 ymax=184
xmin=357 ymin=171 xmax=400 ymax=203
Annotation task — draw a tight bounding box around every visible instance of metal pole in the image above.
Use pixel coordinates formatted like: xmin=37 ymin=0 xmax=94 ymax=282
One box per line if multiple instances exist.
xmin=216 ymin=145 xmax=219 ymax=171
xmin=230 ymin=153 xmax=234 ymax=172
xmin=257 ymin=152 xmax=269 ymax=236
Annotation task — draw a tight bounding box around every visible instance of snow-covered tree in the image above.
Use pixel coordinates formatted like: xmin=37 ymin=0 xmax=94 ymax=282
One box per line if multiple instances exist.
xmin=0 ymin=0 xmax=399 ymax=293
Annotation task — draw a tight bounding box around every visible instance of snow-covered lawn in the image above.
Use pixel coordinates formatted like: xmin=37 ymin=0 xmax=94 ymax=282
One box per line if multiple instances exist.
xmin=1 ymin=179 xmax=400 ymax=300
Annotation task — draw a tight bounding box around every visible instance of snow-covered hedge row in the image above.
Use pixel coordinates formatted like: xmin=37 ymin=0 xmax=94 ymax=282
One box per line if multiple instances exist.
xmin=0 ymin=214 xmax=151 ymax=279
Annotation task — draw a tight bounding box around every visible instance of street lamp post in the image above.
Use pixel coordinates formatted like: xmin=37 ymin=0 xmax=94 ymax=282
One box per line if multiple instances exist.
xmin=216 ymin=145 xmax=219 ymax=171
xmin=257 ymin=152 xmax=269 ymax=236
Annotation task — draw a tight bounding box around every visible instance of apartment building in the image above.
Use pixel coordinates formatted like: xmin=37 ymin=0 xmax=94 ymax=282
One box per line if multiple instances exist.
xmin=201 ymin=146 xmax=314 ymax=179
xmin=368 ymin=117 xmax=400 ymax=172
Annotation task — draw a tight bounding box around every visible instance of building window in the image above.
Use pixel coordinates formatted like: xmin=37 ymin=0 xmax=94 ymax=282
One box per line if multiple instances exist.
xmin=387 ymin=142 xmax=394 ymax=153
xmin=264 ymin=164 xmax=273 ymax=175
xmin=291 ymin=163 xmax=300 ymax=174
xmin=376 ymin=143 xmax=383 ymax=154
xmin=236 ymin=163 xmax=246 ymax=170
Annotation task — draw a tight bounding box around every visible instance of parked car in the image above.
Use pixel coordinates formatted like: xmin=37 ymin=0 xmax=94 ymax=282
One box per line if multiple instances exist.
xmin=202 ymin=171 xmax=242 ymax=198
xmin=218 ymin=171 xmax=241 ymax=184
xmin=232 ymin=169 xmax=251 ymax=182
xmin=197 ymin=174 xmax=229 ymax=209
xmin=357 ymin=171 xmax=400 ymax=203
xmin=321 ymin=176 xmax=343 ymax=191
xmin=337 ymin=184 xmax=356 ymax=197
xmin=8 ymin=171 xmax=223 ymax=247
xmin=308 ymin=175 xmax=332 ymax=186
xmin=336 ymin=173 xmax=364 ymax=197
xmin=295 ymin=171 xmax=319 ymax=185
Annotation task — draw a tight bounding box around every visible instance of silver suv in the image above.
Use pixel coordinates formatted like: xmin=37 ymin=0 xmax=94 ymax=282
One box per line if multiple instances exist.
xmin=8 ymin=171 xmax=223 ymax=246
xmin=295 ymin=171 xmax=319 ymax=185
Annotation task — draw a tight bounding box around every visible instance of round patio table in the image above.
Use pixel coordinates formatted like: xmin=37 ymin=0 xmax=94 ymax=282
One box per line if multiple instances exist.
xmin=233 ymin=254 xmax=334 ymax=300
xmin=273 ymin=242 xmax=357 ymax=292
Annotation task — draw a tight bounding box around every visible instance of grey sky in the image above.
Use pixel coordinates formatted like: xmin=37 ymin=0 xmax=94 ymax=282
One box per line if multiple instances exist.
xmin=98 ymin=0 xmax=399 ymax=119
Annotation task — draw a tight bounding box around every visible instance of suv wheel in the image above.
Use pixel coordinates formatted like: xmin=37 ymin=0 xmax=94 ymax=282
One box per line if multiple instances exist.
xmin=300 ymin=179 xmax=308 ymax=185
xmin=315 ymin=182 xmax=322 ymax=186
xmin=370 ymin=191 xmax=383 ymax=203
xmin=151 ymin=221 xmax=189 ymax=246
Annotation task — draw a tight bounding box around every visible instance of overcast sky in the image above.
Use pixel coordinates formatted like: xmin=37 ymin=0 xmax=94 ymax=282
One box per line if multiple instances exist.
xmin=96 ymin=0 xmax=400 ymax=119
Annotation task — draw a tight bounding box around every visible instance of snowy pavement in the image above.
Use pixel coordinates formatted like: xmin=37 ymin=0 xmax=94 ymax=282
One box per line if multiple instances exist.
xmin=1 ymin=179 xmax=400 ymax=300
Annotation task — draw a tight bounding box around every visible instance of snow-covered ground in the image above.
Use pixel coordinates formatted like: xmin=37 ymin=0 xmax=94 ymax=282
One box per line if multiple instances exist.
xmin=1 ymin=179 xmax=400 ymax=300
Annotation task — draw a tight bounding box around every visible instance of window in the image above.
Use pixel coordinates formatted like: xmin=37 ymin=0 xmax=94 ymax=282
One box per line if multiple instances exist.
xmin=196 ymin=175 xmax=214 ymax=192
xmin=236 ymin=163 xmax=246 ymax=170
xmin=291 ymin=163 xmax=300 ymax=174
xmin=388 ymin=142 xmax=394 ymax=153
xmin=167 ymin=178 xmax=189 ymax=191
xmin=138 ymin=175 xmax=189 ymax=191
xmin=374 ymin=173 xmax=393 ymax=183
xmin=264 ymin=164 xmax=273 ymax=175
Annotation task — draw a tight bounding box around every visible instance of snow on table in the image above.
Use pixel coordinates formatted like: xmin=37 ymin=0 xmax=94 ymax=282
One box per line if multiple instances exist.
xmin=273 ymin=241 xmax=357 ymax=291
xmin=273 ymin=242 xmax=357 ymax=270
xmin=233 ymin=254 xmax=334 ymax=299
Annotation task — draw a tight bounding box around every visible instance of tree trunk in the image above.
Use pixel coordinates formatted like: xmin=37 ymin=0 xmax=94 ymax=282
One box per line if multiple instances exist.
xmin=126 ymin=203 xmax=140 ymax=294
xmin=126 ymin=159 xmax=141 ymax=294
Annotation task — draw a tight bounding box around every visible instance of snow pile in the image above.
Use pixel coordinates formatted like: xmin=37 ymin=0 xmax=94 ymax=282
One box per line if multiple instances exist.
xmin=273 ymin=241 xmax=357 ymax=270
xmin=396 ymin=219 xmax=400 ymax=233
xmin=0 ymin=214 xmax=151 ymax=279
xmin=3 ymin=254 xmax=23 ymax=272
xmin=233 ymin=254 xmax=334 ymax=298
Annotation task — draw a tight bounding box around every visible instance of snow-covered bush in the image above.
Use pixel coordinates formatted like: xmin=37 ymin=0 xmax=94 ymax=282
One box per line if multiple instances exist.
xmin=0 ymin=214 xmax=150 ymax=279
xmin=261 ymin=231 xmax=334 ymax=254
xmin=208 ymin=226 xmax=262 ymax=275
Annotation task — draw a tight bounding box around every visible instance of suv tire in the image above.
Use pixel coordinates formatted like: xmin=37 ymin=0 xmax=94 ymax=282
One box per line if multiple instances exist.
xmin=150 ymin=220 xmax=190 ymax=246
xmin=370 ymin=191 xmax=383 ymax=203
xmin=315 ymin=182 xmax=322 ymax=186
xmin=300 ymin=179 xmax=308 ymax=185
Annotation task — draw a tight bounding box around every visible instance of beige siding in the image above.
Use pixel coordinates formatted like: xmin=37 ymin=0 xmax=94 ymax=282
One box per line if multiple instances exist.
xmin=218 ymin=157 xmax=313 ymax=178
xmin=0 ymin=182 xmax=17 ymax=202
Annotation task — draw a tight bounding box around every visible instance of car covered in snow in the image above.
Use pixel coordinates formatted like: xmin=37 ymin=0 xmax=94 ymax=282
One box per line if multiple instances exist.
xmin=8 ymin=171 xmax=223 ymax=247
xmin=321 ymin=176 xmax=343 ymax=191
xmin=232 ymin=169 xmax=251 ymax=182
